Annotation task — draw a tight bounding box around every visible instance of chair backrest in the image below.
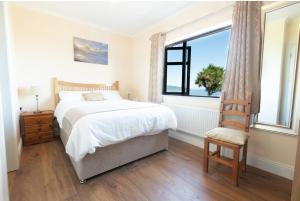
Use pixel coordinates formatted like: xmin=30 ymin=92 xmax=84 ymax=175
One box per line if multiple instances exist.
xmin=219 ymin=92 xmax=252 ymax=132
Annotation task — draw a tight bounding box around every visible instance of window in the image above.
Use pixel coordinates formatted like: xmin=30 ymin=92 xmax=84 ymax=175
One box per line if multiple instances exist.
xmin=163 ymin=26 xmax=231 ymax=97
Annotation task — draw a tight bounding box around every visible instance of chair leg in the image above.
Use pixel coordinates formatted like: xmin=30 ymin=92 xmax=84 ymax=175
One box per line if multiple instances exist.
xmin=203 ymin=138 xmax=209 ymax=172
xmin=242 ymin=141 xmax=248 ymax=172
xmin=216 ymin=145 xmax=221 ymax=158
xmin=232 ymin=147 xmax=240 ymax=187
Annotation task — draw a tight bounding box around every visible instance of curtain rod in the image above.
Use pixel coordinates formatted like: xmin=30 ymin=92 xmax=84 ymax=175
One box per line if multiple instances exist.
xmin=164 ymin=3 xmax=234 ymax=35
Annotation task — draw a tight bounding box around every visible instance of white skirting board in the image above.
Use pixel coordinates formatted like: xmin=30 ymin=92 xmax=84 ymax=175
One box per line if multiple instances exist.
xmin=247 ymin=154 xmax=294 ymax=180
xmin=169 ymin=130 xmax=294 ymax=180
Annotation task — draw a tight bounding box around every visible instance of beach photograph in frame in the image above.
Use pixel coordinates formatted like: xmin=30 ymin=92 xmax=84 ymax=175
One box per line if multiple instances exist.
xmin=73 ymin=37 xmax=108 ymax=65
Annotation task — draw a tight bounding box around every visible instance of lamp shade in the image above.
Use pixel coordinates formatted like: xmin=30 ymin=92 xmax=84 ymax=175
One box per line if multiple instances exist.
xmin=30 ymin=85 xmax=41 ymax=95
xmin=18 ymin=87 xmax=30 ymax=97
xmin=18 ymin=85 xmax=41 ymax=97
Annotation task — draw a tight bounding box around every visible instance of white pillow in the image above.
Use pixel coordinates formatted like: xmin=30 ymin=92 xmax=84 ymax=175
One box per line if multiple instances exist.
xmin=100 ymin=90 xmax=122 ymax=101
xmin=59 ymin=91 xmax=86 ymax=101
xmin=82 ymin=92 xmax=105 ymax=101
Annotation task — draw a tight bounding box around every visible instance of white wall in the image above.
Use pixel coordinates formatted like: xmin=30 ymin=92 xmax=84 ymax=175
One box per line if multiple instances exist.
xmin=0 ymin=2 xmax=20 ymax=172
xmin=7 ymin=4 xmax=133 ymax=111
xmin=0 ymin=4 xmax=10 ymax=199
xmin=0 ymin=88 xmax=10 ymax=201
xmin=0 ymin=90 xmax=10 ymax=201
xmin=131 ymin=2 xmax=298 ymax=178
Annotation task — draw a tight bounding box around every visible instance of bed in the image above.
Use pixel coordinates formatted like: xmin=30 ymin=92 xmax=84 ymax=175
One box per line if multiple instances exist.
xmin=53 ymin=78 xmax=177 ymax=183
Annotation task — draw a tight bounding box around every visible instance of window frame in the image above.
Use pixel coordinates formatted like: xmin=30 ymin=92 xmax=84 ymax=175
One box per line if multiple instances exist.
xmin=162 ymin=25 xmax=231 ymax=98
xmin=163 ymin=46 xmax=191 ymax=95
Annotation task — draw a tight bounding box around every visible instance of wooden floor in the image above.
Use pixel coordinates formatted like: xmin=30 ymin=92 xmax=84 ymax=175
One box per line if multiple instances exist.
xmin=9 ymin=138 xmax=292 ymax=201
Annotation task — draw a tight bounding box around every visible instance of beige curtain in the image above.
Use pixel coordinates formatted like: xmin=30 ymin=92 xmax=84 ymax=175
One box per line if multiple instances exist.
xmin=148 ymin=32 xmax=166 ymax=103
xmin=222 ymin=1 xmax=262 ymax=114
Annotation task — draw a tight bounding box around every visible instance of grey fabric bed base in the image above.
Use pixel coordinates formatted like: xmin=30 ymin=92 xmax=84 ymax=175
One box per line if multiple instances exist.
xmin=60 ymin=129 xmax=169 ymax=181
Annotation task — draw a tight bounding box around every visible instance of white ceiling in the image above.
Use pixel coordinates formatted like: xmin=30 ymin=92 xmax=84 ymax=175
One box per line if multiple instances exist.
xmin=15 ymin=1 xmax=196 ymax=36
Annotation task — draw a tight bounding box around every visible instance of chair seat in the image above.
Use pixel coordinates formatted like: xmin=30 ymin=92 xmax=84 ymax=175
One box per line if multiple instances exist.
xmin=206 ymin=127 xmax=249 ymax=145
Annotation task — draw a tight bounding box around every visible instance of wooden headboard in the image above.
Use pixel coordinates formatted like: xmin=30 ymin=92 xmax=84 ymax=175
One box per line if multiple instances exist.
xmin=53 ymin=77 xmax=119 ymax=106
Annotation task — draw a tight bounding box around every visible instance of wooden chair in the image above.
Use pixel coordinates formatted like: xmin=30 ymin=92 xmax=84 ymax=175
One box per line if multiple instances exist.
xmin=203 ymin=92 xmax=252 ymax=186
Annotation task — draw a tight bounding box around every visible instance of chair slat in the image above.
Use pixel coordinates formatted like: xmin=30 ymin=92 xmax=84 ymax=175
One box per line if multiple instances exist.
xmin=208 ymin=155 xmax=233 ymax=167
xmin=223 ymin=110 xmax=246 ymax=117
xmin=221 ymin=120 xmax=246 ymax=130
xmin=222 ymin=99 xmax=249 ymax=106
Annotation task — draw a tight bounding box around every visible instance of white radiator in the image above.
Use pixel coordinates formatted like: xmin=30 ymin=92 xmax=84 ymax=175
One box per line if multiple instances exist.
xmin=163 ymin=103 xmax=219 ymax=137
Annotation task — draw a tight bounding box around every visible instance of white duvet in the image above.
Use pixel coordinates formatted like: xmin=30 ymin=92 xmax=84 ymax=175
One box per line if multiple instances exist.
xmin=54 ymin=100 xmax=177 ymax=161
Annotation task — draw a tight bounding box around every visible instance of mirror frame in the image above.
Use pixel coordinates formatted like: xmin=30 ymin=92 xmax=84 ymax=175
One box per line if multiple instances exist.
xmin=254 ymin=2 xmax=300 ymax=135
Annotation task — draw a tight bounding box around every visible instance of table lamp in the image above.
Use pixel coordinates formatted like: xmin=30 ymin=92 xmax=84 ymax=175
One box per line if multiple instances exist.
xmin=19 ymin=86 xmax=41 ymax=113
xmin=30 ymin=86 xmax=41 ymax=113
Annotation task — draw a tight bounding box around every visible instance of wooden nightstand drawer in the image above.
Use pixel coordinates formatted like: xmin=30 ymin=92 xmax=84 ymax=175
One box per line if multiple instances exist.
xmin=24 ymin=124 xmax=53 ymax=134
xmin=41 ymin=132 xmax=54 ymax=140
xmin=23 ymin=115 xmax=53 ymax=126
xmin=24 ymin=134 xmax=39 ymax=142
xmin=23 ymin=132 xmax=54 ymax=145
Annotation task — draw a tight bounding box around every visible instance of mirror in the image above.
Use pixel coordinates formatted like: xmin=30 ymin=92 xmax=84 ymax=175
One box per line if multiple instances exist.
xmin=258 ymin=3 xmax=300 ymax=128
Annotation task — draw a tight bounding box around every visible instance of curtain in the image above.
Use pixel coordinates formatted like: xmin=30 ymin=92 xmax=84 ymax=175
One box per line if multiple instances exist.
xmin=148 ymin=32 xmax=166 ymax=103
xmin=222 ymin=1 xmax=262 ymax=114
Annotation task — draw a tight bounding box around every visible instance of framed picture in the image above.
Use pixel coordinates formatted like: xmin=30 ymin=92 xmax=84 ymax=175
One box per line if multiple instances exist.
xmin=73 ymin=37 xmax=108 ymax=65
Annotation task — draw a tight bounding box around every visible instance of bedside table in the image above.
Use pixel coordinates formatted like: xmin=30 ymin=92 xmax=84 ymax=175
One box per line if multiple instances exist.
xmin=20 ymin=110 xmax=55 ymax=146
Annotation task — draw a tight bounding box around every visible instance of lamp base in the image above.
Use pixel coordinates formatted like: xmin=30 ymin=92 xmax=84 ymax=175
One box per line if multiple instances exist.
xmin=34 ymin=95 xmax=41 ymax=114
